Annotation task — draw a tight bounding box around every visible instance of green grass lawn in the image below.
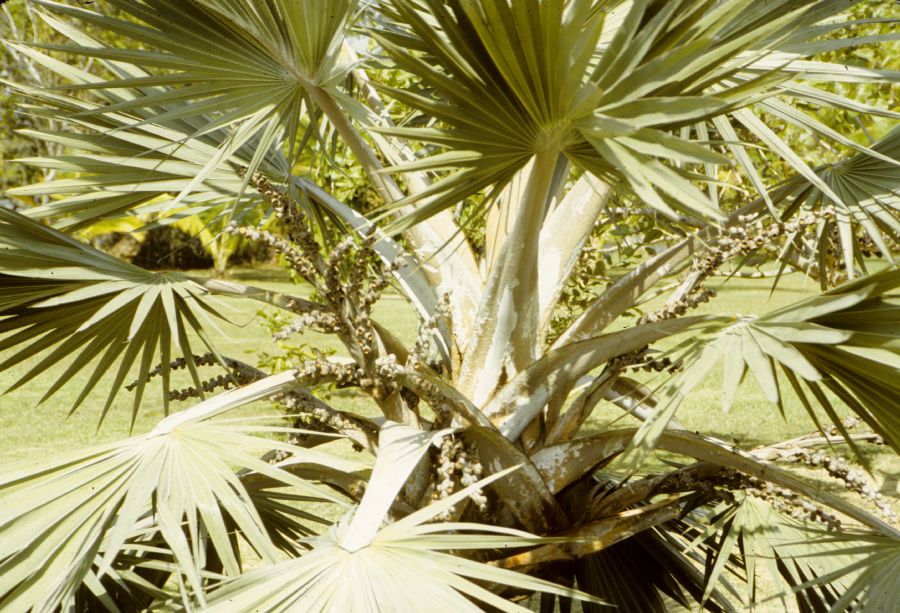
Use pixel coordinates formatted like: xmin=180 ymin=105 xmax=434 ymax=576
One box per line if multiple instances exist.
xmin=0 ymin=266 xmax=895 ymax=499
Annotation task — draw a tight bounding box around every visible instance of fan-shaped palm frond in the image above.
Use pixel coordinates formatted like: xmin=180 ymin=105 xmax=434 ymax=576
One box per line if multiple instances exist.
xmin=376 ymin=0 xmax=763 ymax=226
xmin=777 ymin=126 xmax=900 ymax=281
xmin=686 ymin=493 xmax=900 ymax=612
xmin=3 ymin=16 xmax=456 ymax=363
xmin=2 ymin=43 xmax=279 ymax=230
xmin=372 ymin=0 xmax=889 ymax=231
xmin=610 ymin=265 xmax=900 ymax=472
xmin=205 ymin=421 xmax=603 ymax=613
xmin=204 ymin=500 xmax=598 ymax=613
xmin=0 ymin=207 xmax=232 ymax=420
xmin=19 ymin=0 xmax=354 ymax=197
xmin=784 ymin=530 xmax=900 ymax=612
xmin=698 ymin=2 xmax=900 ymax=225
xmin=0 ymin=372 xmax=362 ymax=612
xmin=691 ymin=266 xmax=900 ymax=451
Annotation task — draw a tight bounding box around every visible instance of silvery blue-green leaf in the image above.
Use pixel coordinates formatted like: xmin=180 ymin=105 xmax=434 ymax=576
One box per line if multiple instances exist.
xmin=0 ymin=207 xmax=229 ymax=422
xmin=0 ymin=380 xmax=350 ymax=612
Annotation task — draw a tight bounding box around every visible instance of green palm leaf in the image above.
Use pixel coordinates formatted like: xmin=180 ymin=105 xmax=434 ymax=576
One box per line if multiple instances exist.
xmin=23 ymin=0 xmax=354 ymax=193
xmin=687 ymin=494 xmax=900 ymax=612
xmin=375 ymin=0 xmax=737 ymax=226
xmin=706 ymin=266 xmax=900 ymax=451
xmin=696 ymin=2 xmax=899 ymax=224
xmin=373 ymin=0 xmax=882 ymax=230
xmin=615 ymin=267 xmax=900 ymax=466
xmin=0 ymin=207 xmax=230 ymax=420
xmin=0 ymin=373 xmax=359 ymax=612
xmin=785 ymin=531 xmax=900 ymax=612
xmin=4 ymin=71 xmax=278 ymax=230
xmin=2 ymin=1 xmax=346 ymax=232
xmin=782 ymin=126 xmax=900 ymax=281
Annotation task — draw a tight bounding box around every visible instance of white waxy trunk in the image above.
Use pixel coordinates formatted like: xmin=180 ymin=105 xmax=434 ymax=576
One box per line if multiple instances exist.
xmin=456 ymin=152 xmax=561 ymax=406
xmin=296 ymin=178 xmax=441 ymax=322
xmin=484 ymin=316 xmax=712 ymax=441
xmin=537 ymin=174 xmax=612 ymax=336
xmin=553 ymin=238 xmax=695 ymax=347
xmin=484 ymin=169 xmax=528 ymax=270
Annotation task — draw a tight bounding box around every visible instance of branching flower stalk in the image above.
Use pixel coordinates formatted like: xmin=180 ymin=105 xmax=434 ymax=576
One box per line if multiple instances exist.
xmin=771 ymin=448 xmax=896 ymax=524
xmin=168 ymin=373 xmax=249 ymax=402
xmin=661 ymin=207 xmax=838 ymax=315
xmin=276 ymin=388 xmax=379 ymax=456
xmin=226 ymin=172 xmax=417 ymax=423
xmin=126 ymin=352 xmax=265 ymax=393
xmin=750 ymin=419 xmax=896 ymax=523
xmin=744 ymin=478 xmax=843 ymax=531
xmin=537 ymin=206 xmax=846 ymax=454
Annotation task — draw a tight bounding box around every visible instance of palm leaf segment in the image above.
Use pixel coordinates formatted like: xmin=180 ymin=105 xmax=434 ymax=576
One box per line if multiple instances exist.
xmin=684 ymin=266 xmax=900 ymax=451
xmin=0 ymin=371 xmax=362 ymax=612
xmin=374 ymin=0 xmax=860 ymax=227
xmin=27 ymin=0 xmax=354 ymax=179
xmin=785 ymin=531 xmax=900 ymax=612
xmin=688 ymin=493 xmax=865 ymax=611
xmin=569 ymin=524 xmax=734 ymax=612
xmin=686 ymin=490 xmax=900 ymax=612
xmin=0 ymin=207 xmax=229 ymax=420
xmin=614 ymin=267 xmax=900 ymax=474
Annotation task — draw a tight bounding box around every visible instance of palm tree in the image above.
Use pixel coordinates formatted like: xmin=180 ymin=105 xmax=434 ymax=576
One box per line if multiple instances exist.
xmin=1 ymin=0 xmax=899 ymax=610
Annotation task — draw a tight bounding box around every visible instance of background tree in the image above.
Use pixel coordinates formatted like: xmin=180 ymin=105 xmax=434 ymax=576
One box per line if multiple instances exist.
xmin=1 ymin=0 xmax=899 ymax=611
